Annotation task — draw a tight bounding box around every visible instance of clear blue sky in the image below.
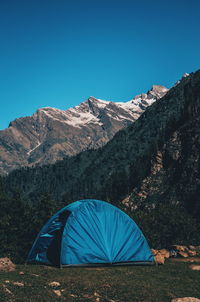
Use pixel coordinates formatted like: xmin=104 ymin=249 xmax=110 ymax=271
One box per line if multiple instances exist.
xmin=0 ymin=0 xmax=200 ymax=130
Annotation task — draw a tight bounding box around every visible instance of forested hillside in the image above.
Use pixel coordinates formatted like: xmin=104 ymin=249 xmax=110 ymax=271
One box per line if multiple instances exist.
xmin=4 ymin=70 xmax=200 ymax=217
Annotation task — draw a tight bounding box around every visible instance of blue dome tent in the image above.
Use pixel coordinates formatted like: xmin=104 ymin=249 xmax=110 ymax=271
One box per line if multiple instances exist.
xmin=27 ymin=199 xmax=154 ymax=266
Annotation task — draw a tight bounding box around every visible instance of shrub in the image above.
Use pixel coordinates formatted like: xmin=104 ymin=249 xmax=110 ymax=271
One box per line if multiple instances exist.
xmin=128 ymin=203 xmax=200 ymax=248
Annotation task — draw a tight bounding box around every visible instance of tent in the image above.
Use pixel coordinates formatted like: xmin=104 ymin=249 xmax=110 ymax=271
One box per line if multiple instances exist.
xmin=27 ymin=199 xmax=154 ymax=266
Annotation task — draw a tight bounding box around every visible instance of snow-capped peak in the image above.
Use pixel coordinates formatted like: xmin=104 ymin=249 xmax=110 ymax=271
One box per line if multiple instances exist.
xmin=182 ymin=73 xmax=190 ymax=78
xmin=32 ymin=84 xmax=168 ymax=129
xmin=116 ymin=85 xmax=168 ymax=116
xmin=174 ymin=72 xmax=190 ymax=87
xmin=0 ymin=80 xmax=170 ymax=175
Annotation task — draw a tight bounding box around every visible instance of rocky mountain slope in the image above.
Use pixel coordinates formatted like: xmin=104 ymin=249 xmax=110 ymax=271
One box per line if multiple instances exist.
xmin=5 ymin=70 xmax=200 ymax=219
xmin=0 ymin=85 xmax=167 ymax=175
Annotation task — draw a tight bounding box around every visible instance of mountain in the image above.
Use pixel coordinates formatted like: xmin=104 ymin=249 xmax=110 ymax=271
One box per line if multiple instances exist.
xmin=5 ymin=70 xmax=200 ymax=219
xmin=0 ymin=85 xmax=167 ymax=175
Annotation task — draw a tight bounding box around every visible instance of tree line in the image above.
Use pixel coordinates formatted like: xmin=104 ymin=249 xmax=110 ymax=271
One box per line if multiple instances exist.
xmin=1 ymin=176 xmax=200 ymax=263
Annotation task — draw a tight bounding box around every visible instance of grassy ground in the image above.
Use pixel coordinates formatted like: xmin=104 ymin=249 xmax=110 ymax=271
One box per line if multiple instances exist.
xmin=0 ymin=260 xmax=200 ymax=302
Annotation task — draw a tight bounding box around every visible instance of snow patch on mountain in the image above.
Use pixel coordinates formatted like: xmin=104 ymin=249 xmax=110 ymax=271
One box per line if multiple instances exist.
xmin=34 ymin=85 xmax=169 ymax=129
xmin=64 ymin=111 xmax=103 ymax=127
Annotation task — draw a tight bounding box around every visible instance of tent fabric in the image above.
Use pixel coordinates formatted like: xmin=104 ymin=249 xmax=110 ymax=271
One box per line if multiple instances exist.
xmin=27 ymin=199 xmax=154 ymax=266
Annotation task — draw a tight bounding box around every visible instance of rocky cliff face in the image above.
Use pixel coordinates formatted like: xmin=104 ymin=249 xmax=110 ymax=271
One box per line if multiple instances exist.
xmin=5 ymin=70 xmax=200 ymax=220
xmin=0 ymin=85 xmax=167 ymax=175
xmin=126 ymin=90 xmax=200 ymax=216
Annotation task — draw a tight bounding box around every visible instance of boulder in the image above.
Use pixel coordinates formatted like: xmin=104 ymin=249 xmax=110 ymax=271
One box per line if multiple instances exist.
xmin=178 ymin=251 xmax=188 ymax=258
xmin=0 ymin=258 xmax=15 ymax=272
xmin=154 ymin=253 xmax=165 ymax=264
xmin=159 ymin=249 xmax=170 ymax=258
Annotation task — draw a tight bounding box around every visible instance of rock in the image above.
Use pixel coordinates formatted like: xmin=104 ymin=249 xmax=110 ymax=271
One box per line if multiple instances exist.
xmin=154 ymin=253 xmax=165 ymax=264
xmin=172 ymin=245 xmax=189 ymax=252
xmin=53 ymin=290 xmax=62 ymax=297
xmin=151 ymin=249 xmax=159 ymax=255
xmin=189 ymin=245 xmax=196 ymax=250
xmin=48 ymin=281 xmax=61 ymax=287
xmin=13 ymin=282 xmax=24 ymax=287
xmin=178 ymin=251 xmax=189 ymax=258
xmin=0 ymin=257 xmax=15 ymax=272
xmin=146 ymin=245 xmax=198 ymax=261
xmin=151 ymin=248 xmax=170 ymax=261
xmin=171 ymin=298 xmax=200 ymax=302
xmin=2 ymin=285 xmax=13 ymax=295
xmin=151 ymin=248 xmax=169 ymax=263
xmin=70 ymin=294 xmax=78 ymax=297
xmin=188 ymin=250 xmax=197 ymax=257
xmin=94 ymin=292 xmax=101 ymax=297
xmin=190 ymin=265 xmax=200 ymax=271
xmin=159 ymin=249 xmax=170 ymax=258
